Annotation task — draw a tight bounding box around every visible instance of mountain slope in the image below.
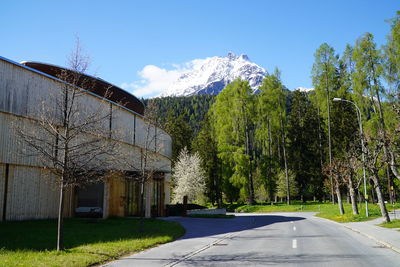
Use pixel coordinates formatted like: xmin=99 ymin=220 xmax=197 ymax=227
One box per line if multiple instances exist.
xmin=160 ymin=52 xmax=267 ymax=97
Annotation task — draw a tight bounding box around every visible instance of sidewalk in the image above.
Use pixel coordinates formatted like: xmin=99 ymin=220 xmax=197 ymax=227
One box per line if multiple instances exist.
xmin=341 ymin=210 xmax=400 ymax=254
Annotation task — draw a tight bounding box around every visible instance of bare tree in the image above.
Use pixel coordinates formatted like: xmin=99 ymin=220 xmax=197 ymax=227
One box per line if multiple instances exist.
xmin=341 ymin=149 xmax=361 ymax=215
xmin=364 ymin=136 xmax=391 ymax=223
xmin=119 ymin=100 xmax=170 ymax=220
xmin=323 ymin=162 xmax=345 ymax=215
xmin=16 ymin=40 xmax=118 ymax=250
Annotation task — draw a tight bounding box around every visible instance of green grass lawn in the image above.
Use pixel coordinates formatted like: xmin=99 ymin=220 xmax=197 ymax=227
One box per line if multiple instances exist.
xmin=378 ymin=219 xmax=400 ymax=229
xmin=233 ymin=201 xmax=400 ymax=223
xmin=0 ymin=217 xmax=185 ymax=267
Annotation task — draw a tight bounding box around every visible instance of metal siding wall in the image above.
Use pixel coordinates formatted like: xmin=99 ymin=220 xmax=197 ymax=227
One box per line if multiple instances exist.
xmin=0 ymin=113 xmax=40 ymax=167
xmin=157 ymin=129 xmax=172 ymax=158
xmin=134 ymin=117 xmax=147 ymax=149
xmin=1 ymin=59 xmax=172 ymax=160
xmin=112 ymin=107 xmax=135 ymax=144
xmin=6 ymin=166 xmax=59 ymax=220
xmin=0 ymin=60 xmax=61 ymax=119
xmin=0 ymin=165 xmax=5 ymax=220
xmin=74 ymin=92 xmax=111 ymax=137
xmin=0 ymin=61 xmax=29 ymax=116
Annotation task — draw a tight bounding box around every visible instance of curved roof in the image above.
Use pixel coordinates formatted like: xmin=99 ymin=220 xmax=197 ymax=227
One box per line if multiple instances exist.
xmin=20 ymin=61 xmax=144 ymax=115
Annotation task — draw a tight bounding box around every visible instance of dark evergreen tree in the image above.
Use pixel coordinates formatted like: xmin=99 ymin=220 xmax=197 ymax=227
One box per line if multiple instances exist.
xmin=287 ymin=90 xmax=325 ymax=200
xmin=192 ymin=114 xmax=222 ymax=206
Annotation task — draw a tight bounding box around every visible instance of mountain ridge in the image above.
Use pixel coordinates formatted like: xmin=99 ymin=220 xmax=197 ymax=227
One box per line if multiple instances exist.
xmin=159 ymin=52 xmax=267 ymax=97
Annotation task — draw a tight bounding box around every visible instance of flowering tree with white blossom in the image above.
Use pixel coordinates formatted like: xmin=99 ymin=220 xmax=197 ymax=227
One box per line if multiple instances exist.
xmin=172 ymin=147 xmax=206 ymax=203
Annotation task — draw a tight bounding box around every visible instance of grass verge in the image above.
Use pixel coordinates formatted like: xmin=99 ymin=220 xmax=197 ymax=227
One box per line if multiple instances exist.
xmin=233 ymin=201 xmax=400 ymax=223
xmin=378 ymin=219 xmax=400 ymax=229
xmin=0 ymin=217 xmax=185 ymax=267
xmin=187 ymin=214 xmax=235 ymax=219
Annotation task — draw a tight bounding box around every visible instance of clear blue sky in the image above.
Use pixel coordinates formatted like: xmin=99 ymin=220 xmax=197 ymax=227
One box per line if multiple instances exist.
xmin=1 ymin=1 xmax=399 ymax=97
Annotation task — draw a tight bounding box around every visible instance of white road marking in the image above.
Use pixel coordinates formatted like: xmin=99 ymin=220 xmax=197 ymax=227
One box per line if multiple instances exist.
xmin=292 ymin=239 xmax=297 ymax=248
xmin=290 ymin=221 xmax=294 ymax=224
xmin=293 ymin=226 xmax=296 ymax=231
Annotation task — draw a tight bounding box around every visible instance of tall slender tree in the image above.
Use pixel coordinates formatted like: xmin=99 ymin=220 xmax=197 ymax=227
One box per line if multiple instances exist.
xmin=287 ymin=90 xmax=324 ymax=201
xmin=312 ymin=43 xmax=338 ymax=203
xmin=210 ymin=79 xmax=255 ymax=204
xmin=256 ymin=70 xmax=290 ymax=203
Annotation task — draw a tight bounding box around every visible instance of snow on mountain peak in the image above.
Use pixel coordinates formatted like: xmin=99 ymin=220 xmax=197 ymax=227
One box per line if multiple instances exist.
xmin=159 ymin=53 xmax=267 ymax=97
xmin=296 ymin=87 xmax=314 ymax=93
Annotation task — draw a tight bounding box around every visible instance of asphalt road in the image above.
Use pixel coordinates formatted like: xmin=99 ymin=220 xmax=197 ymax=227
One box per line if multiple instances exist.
xmin=105 ymin=212 xmax=400 ymax=267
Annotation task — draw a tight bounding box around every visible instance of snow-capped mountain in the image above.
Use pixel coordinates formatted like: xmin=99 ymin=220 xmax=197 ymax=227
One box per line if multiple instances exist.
xmin=296 ymin=87 xmax=314 ymax=93
xmin=159 ymin=52 xmax=267 ymax=97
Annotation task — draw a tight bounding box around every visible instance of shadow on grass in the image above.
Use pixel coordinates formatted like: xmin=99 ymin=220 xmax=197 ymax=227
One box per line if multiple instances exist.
xmin=0 ymin=218 xmax=184 ymax=251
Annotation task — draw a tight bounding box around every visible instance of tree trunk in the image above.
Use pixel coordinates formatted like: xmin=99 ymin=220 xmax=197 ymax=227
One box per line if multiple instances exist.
xmin=281 ymin=117 xmax=290 ymax=205
xmin=245 ymin=120 xmax=254 ymax=205
xmin=387 ymin=166 xmax=394 ymax=204
xmin=139 ymin=180 xmax=145 ymax=231
xmin=389 ymin=151 xmax=400 ymax=181
xmin=268 ymin=119 xmax=273 ymax=202
xmin=370 ymin=174 xmax=390 ymax=223
xmin=57 ymin=180 xmax=65 ymax=251
xmin=348 ymin=183 xmax=359 ymax=215
xmin=335 ymin=184 xmax=344 ymax=215
xmin=325 ymin=75 xmax=334 ymax=205
xmin=371 ymin=185 xmax=376 ymax=203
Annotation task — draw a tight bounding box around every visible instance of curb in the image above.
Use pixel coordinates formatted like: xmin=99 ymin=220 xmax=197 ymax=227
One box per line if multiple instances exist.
xmin=315 ymin=216 xmax=400 ymax=254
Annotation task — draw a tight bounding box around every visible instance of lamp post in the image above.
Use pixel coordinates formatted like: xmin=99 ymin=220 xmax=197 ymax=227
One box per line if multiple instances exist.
xmin=332 ymin=98 xmax=368 ymax=217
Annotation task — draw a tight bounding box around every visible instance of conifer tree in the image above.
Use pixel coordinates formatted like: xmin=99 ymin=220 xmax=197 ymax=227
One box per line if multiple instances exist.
xmin=312 ymin=43 xmax=338 ymax=203
xmin=287 ymin=90 xmax=324 ymax=200
xmin=256 ymin=70 xmax=289 ymax=203
xmin=210 ymin=79 xmax=255 ymax=204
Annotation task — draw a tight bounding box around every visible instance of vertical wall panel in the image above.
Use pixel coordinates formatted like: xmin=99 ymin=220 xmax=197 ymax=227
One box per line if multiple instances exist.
xmin=6 ymin=166 xmax=59 ymax=220
xmin=0 ymin=165 xmax=5 ymax=221
xmin=112 ymin=107 xmax=135 ymax=144
xmin=108 ymin=176 xmax=125 ymax=217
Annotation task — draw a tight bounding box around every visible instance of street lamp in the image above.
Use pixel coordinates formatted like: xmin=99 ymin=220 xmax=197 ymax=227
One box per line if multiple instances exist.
xmin=332 ymin=98 xmax=369 ymax=217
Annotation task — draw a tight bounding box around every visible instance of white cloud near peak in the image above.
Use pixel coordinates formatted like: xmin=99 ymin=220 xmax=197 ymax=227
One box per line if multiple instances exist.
xmin=121 ymin=63 xmax=189 ymax=98
xmin=121 ymin=57 xmax=216 ymax=98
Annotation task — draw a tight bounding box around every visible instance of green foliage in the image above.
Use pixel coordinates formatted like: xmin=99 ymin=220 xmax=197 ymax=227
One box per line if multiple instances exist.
xmin=145 ymin=95 xmax=214 ymax=161
xmin=276 ymin=169 xmax=298 ymax=199
xmin=254 ymin=70 xmax=289 ymax=202
xmin=146 ymin=95 xmax=215 ymax=135
xmin=210 ymin=78 xmax=255 ymax=203
xmin=192 ymin=114 xmax=222 ymax=205
xmin=287 ymin=90 xmax=324 ymax=199
xmin=311 ymin=43 xmax=338 ymax=118
xmin=384 ymin=11 xmax=400 ymax=95
xmin=164 ymin=114 xmax=193 ymax=161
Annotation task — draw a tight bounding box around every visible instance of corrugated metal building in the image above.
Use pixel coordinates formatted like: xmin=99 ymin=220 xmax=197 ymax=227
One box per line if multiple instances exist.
xmin=0 ymin=56 xmax=172 ymax=221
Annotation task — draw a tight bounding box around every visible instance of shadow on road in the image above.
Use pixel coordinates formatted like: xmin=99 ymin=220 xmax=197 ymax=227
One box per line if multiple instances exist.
xmin=163 ymin=214 xmax=306 ymax=240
